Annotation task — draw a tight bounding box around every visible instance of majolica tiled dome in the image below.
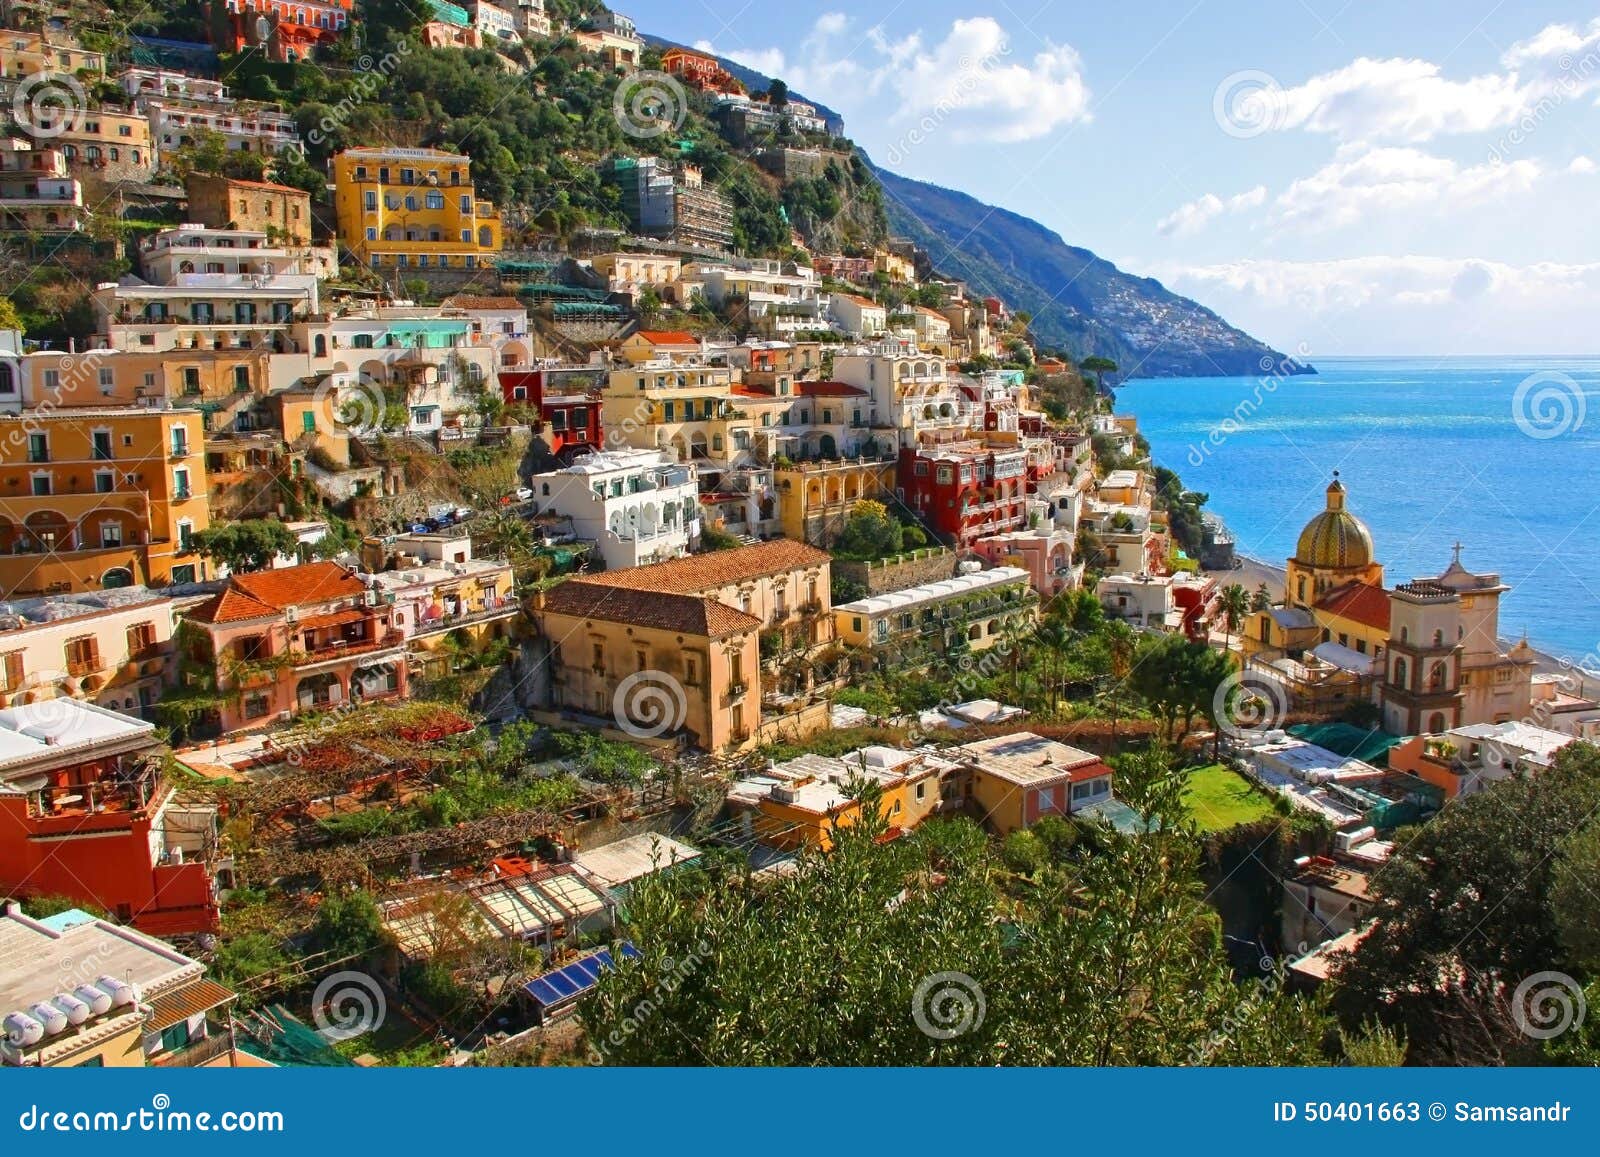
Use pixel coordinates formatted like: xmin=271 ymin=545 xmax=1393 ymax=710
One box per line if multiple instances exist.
xmin=1295 ymin=473 xmax=1374 ymax=570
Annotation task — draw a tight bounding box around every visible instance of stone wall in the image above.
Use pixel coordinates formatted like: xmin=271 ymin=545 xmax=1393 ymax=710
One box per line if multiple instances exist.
xmin=834 ymin=547 xmax=956 ymax=596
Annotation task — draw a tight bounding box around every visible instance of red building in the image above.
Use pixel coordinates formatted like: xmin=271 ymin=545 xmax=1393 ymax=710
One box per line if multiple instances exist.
xmin=207 ymin=0 xmax=353 ymax=63
xmin=499 ymin=369 xmax=603 ymax=461
xmin=899 ymin=440 xmax=1030 ymax=547
xmin=0 ymin=701 xmax=220 ymax=935
xmin=661 ymin=47 xmax=745 ymax=94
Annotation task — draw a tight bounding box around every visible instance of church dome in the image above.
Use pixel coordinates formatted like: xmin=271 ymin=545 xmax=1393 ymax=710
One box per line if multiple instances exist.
xmin=1295 ymin=473 xmax=1375 ymax=570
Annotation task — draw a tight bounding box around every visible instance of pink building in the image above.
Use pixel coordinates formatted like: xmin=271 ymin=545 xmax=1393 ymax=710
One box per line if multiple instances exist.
xmin=971 ymin=528 xmax=1081 ymax=598
xmin=183 ymin=561 xmax=407 ymax=735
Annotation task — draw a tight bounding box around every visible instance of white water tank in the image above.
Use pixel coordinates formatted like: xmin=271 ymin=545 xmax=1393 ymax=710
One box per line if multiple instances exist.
xmin=74 ymin=984 xmax=112 ymax=1017
xmin=29 ymin=1001 xmax=67 ymax=1036
xmin=52 ymin=992 xmax=89 ymax=1026
xmin=96 ymin=976 xmax=136 ymax=1008
xmin=4 ymin=1011 xmax=45 ymax=1047
xmin=957 ymin=560 xmax=983 ymax=575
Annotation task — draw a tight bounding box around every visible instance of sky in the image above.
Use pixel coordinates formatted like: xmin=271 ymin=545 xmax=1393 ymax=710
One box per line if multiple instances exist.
xmin=621 ymin=0 xmax=1600 ymax=357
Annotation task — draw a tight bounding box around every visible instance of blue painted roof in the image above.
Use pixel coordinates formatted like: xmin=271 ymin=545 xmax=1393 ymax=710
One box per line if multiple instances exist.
xmin=37 ymin=909 xmax=98 ymax=931
xmin=522 ymin=943 xmax=639 ymax=1008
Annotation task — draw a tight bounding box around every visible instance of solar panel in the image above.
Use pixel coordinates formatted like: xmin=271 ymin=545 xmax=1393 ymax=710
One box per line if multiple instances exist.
xmin=522 ymin=944 xmax=640 ymax=1009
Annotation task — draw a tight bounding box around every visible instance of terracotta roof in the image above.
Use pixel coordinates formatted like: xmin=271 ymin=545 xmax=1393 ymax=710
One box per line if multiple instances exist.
xmin=203 ymin=177 xmax=305 ymax=194
xmin=1316 ymin=581 xmax=1391 ymax=632
xmin=186 ymin=586 xmax=278 ymax=625
xmin=633 ymin=329 xmax=698 ymax=346
xmin=541 ymin=581 xmax=760 ymax=639
xmin=581 ymin=539 xmax=831 ymax=596
xmin=796 ymin=380 xmax=867 ymax=398
xmin=837 ymin=294 xmax=882 ymax=308
xmin=192 ymin=562 xmax=369 ymax=624
xmin=443 ymin=295 xmax=525 ymax=310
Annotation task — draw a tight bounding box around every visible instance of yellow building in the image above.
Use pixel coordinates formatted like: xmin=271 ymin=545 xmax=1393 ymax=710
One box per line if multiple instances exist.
xmin=0 ymin=407 xmax=212 ymax=596
xmin=600 ymin=361 xmax=740 ymax=463
xmin=834 ymin=566 xmax=1037 ymax=667
xmin=0 ymin=30 xmax=107 ymax=83
xmin=0 ymin=901 xmax=247 ymax=1069
xmin=332 ymin=146 xmax=501 ymax=271
xmin=530 ymin=579 xmax=763 ymax=754
xmin=1246 ymin=474 xmax=1387 ymax=659
xmin=774 ymin=457 xmax=897 ymax=545
xmin=728 ymin=745 xmax=951 ymax=851
xmin=1286 ymin=473 xmax=1384 ymax=611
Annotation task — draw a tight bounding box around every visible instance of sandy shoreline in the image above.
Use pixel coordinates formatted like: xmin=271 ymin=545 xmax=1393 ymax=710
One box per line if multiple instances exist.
xmin=1203 ymin=555 xmax=1597 ymax=697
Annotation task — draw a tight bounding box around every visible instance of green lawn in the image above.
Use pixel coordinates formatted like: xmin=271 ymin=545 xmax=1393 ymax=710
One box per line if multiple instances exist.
xmin=1180 ymin=764 xmax=1279 ymax=833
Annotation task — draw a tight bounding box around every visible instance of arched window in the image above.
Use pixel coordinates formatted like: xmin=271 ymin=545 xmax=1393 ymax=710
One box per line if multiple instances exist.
xmin=1394 ymin=658 xmax=1408 ymax=688
xmin=0 ymin=364 xmax=13 ymax=395
xmin=478 ymin=226 xmax=493 ymax=248
xmin=314 ymin=334 xmax=327 ymax=357
xmin=1433 ymin=629 xmax=1444 ymax=646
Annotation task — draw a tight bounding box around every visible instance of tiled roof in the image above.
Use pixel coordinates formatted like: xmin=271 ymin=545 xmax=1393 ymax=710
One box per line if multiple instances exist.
xmin=207 ymin=177 xmax=304 ymax=194
xmin=443 ymin=295 xmax=525 ymax=310
xmin=186 ymin=587 xmax=278 ymax=625
xmin=190 ymin=562 xmax=368 ymax=623
xmin=541 ymin=581 xmax=759 ymax=639
xmin=837 ymin=294 xmax=882 ymax=308
xmin=1316 ymin=581 xmax=1391 ymax=631
xmin=634 ymin=329 xmax=698 ymax=346
xmin=796 ymin=380 xmax=867 ymax=398
xmin=581 ymin=539 xmax=831 ymax=595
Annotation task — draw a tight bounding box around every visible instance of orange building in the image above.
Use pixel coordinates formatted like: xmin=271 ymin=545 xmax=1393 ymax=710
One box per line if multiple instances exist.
xmin=0 ymin=699 xmax=220 ymax=935
xmin=0 ymin=407 xmax=212 ymax=597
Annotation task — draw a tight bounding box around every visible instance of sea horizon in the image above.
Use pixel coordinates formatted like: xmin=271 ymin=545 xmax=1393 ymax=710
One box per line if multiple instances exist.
xmin=1118 ymin=354 xmax=1600 ymax=663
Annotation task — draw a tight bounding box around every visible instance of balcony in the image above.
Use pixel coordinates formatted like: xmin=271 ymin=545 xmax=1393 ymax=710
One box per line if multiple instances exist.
xmin=296 ymin=629 xmax=405 ymax=667
xmin=724 ymin=682 xmax=749 ymax=702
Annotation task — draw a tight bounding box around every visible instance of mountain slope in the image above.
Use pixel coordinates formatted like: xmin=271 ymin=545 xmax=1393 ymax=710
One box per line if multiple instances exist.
xmin=873 ymin=164 xmax=1310 ymax=377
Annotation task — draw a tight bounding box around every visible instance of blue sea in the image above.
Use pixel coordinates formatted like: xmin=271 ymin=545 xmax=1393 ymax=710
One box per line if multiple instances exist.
xmin=1120 ymin=356 xmax=1600 ymax=660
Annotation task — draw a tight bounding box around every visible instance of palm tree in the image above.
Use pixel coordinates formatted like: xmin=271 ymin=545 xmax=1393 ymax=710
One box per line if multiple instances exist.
xmin=1103 ymin=620 xmax=1135 ymax=745
xmin=1218 ymin=582 xmax=1249 ymax=654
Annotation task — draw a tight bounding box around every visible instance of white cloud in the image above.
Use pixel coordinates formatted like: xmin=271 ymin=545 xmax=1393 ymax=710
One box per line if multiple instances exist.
xmin=1156 ymin=185 xmax=1266 ymax=237
xmin=1235 ymin=17 xmax=1600 ymax=144
xmin=1569 ymin=155 xmax=1597 ymax=174
xmin=1270 ymin=145 xmax=1540 ymax=232
xmin=707 ymin=13 xmax=1091 ymax=147
xmin=1145 ymin=255 xmax=1600 ymax=354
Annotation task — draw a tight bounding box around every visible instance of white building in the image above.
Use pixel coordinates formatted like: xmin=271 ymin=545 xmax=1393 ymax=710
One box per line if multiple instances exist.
xmin=1444 ymin=720 xmax=1575 ymax=796
xmin=828 ymin=293 xmax=887 ymax=338
xmin=531 ymin=449 xmax=700 ymax=571
xmin=468 ymin=0 xmax=518 ymax=41
xmin=118 ymin=66 xmax=300 ymax=156
xmin=514 ymin=0 xmax=552 ymax=37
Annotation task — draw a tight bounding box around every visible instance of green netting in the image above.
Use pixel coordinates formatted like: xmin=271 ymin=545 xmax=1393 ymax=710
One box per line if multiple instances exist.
xmin=237 ymin=1005 xmax=355 ymax=1067
xmin=1287 ymin=722 xmax=1404 ymax=766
